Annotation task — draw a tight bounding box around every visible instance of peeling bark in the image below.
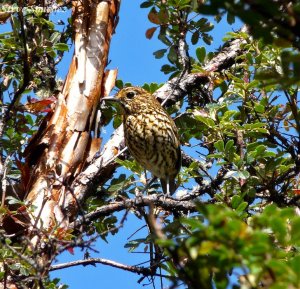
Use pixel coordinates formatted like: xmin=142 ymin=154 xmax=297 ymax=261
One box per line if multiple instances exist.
xmin=24 ymin=0 xmax=120 ymax=236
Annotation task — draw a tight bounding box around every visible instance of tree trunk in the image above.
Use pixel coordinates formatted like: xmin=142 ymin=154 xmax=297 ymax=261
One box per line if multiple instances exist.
xmin=4 ymin=0 xmax=120 ymax=284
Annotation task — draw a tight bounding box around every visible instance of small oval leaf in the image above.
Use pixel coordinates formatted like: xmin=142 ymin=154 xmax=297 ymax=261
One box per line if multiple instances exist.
xmin=148 ymin=7 xmax=161 ymax=24
xmin=145 ymin=27 xmax=157 ymax=39
xmin=153 ymin=49 xmax=167 ymax=59
xmin=196 ymin=47 xmax=206 ymax=63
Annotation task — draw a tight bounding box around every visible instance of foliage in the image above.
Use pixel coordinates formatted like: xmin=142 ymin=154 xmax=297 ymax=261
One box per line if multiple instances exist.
xmin=0 ymin=235 xmax=69 ymax=289
xmin=160 ymin=204 xmax=300 ymax=289
xmin=0 ymin=0 xmax=72 ymax=176
xmin=142 ymin=0 xmax=214 ymax=77
xmin=199 ymin=0 xmax=300 ymax=49
xmin=0 ymin=1 xmax=72 ymax=288
xmin=1 ymin=1 xmax=300 ymax=289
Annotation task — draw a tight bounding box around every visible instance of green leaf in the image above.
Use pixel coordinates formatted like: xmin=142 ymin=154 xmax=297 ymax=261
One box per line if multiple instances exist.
xmin=46 ymin=47 xmax=56 ymax=58
xmin=291 ymin=218 xmax=300 ymax=242
xmin=225 ymin=139 xmax=234 ymax=152
xmin=124 ymin=82 xmax=132 ymax=87
xmin=161 ymin=64 xmax=177 ymax=74
xmin=153 ymin=49 xmax=167 ymax=59
xmin=124 ymin=238 xmax=147 ymax=252
xmin=115 ymin=79 xmax=123 ymax=89
xmin=42 ymin=19 xmax=55 ymax=29
xmin=50 ymin=32 xmax=61 ymax=44
xmin=53 ymin=43 xmax=69 ymax=52
xmin=236 ymin=170 xmax=250 ymax=179
xmin=149 ymin=82 xmax=160 ymax=93
xmin=191 ymin=31 xmax=200 ymax=45
xmin=113 ymin=114 xmax=122 ymax=129
xmin=214 ymin=140 xmax=225 ymax=152
xmin=6 ymin=196 xmax=24 ymax=205
xmin=203 ymin=34 xmax=213 ymax=45
xmin=196 ymin=46 xmax=206 ymax=63
xmin=195 ymin=115 xmax=215 ymax=128
xmin=244 ymin=122 xmax=267 ymax=130
xmin=108 ymin=174 xmax=128 ymax=192
xmin=200 ymin=22 xmax=214 ymax=33
xmin=227 ymin=12 xmax=235 ymax=24
xmin=176 ymin=0 xmax=191 ymax=9
xmin=270 ymin=217 xmax=288 ymax=244
xmin=231 ymin=195 xmax=242 ymax=209
xmin=255 ymin=145 xmax=267 ymax=155
xmin=254 ymin=103 xmax=265 ymax=113
xmin=158 ymin=29 xmax=172 ymax=46
xmin=168 ymin=46 xmax=178 ymax=63
xmin=236 ymin=201 xmax=248 ymax=213
xmin=115 ymin=158 xmax=143 ymax=174
xmin=140 ymin=1 xmax=153 ymax=8
xmin=290 ymin=255 xmax=300 ymax=274
xmin=207 ymin=153 xmax=225 ymax=159
xmin=262 ymin=204 xmax=278 ymax=218
xmin=196 ymin=17 xmax=208 ymax=27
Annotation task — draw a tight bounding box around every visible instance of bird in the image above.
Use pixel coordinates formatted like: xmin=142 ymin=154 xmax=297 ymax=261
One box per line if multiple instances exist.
xmin=103 ymin=86 xmax=181 ymax=195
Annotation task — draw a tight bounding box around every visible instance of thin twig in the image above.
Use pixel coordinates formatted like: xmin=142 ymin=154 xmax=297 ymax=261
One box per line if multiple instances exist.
xmin=50 ymin=258 xmax=152 ymax=275
xmin=1 ymin=154 xmax=11 ymax=206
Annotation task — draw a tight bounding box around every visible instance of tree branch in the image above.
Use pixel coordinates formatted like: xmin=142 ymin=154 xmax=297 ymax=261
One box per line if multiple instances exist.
xmin=154 ymin=25 xmax=249 ymax=104
xmin=50 ymin=258 xmax=152 ymax=276
xmin=69 ymin=185 xmax=218 ymax=230
xmin=69 ymin=26 xmax=248 ymax=208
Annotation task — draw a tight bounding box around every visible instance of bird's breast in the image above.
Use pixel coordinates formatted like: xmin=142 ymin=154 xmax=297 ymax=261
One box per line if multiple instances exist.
xmin=123 ymin=112 xmax=180 ymax=179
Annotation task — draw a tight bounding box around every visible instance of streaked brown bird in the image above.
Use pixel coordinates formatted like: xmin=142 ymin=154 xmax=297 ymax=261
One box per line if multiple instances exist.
xmin=103 ymin=86 xmax=181 ymax=195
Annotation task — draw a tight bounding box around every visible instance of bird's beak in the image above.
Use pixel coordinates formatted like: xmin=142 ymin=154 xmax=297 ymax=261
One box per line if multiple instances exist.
xmin=101 ymin=96 xmax=120 ymax=103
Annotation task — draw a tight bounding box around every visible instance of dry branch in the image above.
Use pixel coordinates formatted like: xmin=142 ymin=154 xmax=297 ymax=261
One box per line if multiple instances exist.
xmin=70 ymin=188 xmax=213 ymax=229
xmin=50 ymin=258 xmax=152 ymax=276
xmin=155 ymin=26 xmax=248 ymax=103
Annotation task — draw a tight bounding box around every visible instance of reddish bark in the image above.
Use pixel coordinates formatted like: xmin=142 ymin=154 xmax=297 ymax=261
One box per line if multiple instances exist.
xmin=23 ymin=0 xmax=120 ymax=240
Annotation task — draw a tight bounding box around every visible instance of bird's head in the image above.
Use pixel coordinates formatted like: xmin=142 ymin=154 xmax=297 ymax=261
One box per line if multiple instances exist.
xmin=102 ymin=86 xmax=150 ymax=114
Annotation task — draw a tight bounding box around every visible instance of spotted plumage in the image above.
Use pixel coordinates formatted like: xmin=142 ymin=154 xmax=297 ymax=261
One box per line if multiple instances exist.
xmin=105 ymin=86 xmax=181 ymax=195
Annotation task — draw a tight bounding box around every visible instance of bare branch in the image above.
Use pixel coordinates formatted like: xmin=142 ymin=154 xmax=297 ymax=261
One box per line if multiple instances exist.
xmin=50 ymin=258 xmax=152 ymax=276
xmin=1 ymin=154 xmax=11 ymax=206
xmin=155 ymin=25 xmax=249 ymax=104
xmin=69 ymin=189 xmax=216 ymax=229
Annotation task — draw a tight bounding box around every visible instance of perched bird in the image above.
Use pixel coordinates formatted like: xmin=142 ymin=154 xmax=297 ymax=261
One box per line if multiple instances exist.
xmin=103 ymin=86 xmax=181 ymax=195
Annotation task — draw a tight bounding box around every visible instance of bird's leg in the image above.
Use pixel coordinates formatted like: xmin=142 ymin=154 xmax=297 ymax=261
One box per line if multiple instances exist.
xmin=165 ymin=176 xmax=170 ymax=199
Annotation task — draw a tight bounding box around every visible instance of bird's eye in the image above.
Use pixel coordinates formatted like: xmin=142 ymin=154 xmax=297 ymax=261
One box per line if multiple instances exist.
xmin=126 ymin=91 xmax=135 ymax=99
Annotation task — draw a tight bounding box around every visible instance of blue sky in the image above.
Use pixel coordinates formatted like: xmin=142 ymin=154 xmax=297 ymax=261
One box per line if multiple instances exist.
xmin=0 ymin=1 xmax=242 ymax=288
xmin=51 ymin=1 xmax=241 ymax=287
